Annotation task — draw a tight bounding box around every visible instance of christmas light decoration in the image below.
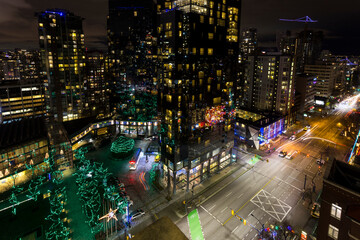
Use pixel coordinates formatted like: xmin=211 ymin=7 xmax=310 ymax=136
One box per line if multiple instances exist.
xmin=98 ymin=208 xmax=118 ymax=222
xmin=45 ymin=187 xmax=70 ymax=240
xmin=110 ymin=136 xmax=135 ymax=157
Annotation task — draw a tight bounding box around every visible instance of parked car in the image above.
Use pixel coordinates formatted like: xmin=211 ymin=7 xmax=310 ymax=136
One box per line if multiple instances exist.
xmin=130 ymin=209 xmax=145 ymax=221
xmin=279 ymin=151 xmax=287 ymax=158
xmin=316 ymin=159 xmax=325 ymax=165
xmin=311 ymin=203 xmax=320 ymax=218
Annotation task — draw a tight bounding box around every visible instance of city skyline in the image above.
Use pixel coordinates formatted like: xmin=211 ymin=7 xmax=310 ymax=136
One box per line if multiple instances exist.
xmin=0 ymin=0 xmax=359 ymax=54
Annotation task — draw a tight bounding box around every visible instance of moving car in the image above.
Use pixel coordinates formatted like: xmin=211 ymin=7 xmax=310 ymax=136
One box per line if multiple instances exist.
xmin=279 ymin=151 xmax=287 ymax=158
xmin=289 ymin=135 xmax=296 ymax=141
xmin=303 ymin=127 xmax=308 ymax=131
xmin=285 ymin=150 xmax=298 ymax=160
xmin=130 ymin=209 xmax=145 ymax=221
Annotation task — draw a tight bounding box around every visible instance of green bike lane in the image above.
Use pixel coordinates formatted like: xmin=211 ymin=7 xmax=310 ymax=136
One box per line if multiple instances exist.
xmin=188 ymin=209 xmax=205 ymax=240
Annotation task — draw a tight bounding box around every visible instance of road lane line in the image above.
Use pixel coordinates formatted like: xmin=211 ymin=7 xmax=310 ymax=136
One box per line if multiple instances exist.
xmin=208 ymin=204 xmax=216 ymax=211
xmin=200 ymin=205 xmax=223 ymax=225
xmin=200 ymin=167 xmax=253 ymax=205
xmin=225 ymin=192 xmax=233 ymax=197
xmin=223 ymin=176 xmax=275 ymax=226
xmin=237 ymin=193 xmax=244 ymax=199
xmin=231 ymin=226 xmax=239 ymax=233
xmin=221 ymin=207 xmax=228 ymax=213
xmin=275 ymin=176 xmax=302 ymax=192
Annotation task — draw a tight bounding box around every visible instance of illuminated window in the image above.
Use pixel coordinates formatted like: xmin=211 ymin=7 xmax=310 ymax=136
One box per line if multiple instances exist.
xmin=200 ymin=48 xmax=204 ymax=55
xmin=134 ymin=11 xmax=137 ymax=16
xmin=328 ymin=225 xmax=338 ymax=239
xmin=200 ymin=15 xmax=204 ymax=23
xmin=179 ymin=31 xmax=182 ymax=37
xmin=208 ymin=33 xmax=214 ymax=40
xmin=331 ymin=204 xmax=342 ymax=220
xmin=210 ymin=1 xmax=214 ymax=8
xmin=208 ymin=48 xmax=213 ymax=55
xmin=192 ymin=48 xmax=197 ymax=54
xmin=39 ymin=23 xmax=43 ymax=27
xmin=209 ymin=17 xmax=214 ymax=24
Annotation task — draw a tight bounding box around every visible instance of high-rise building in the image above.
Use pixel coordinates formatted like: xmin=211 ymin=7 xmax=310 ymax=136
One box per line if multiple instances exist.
xmin=240 ymin=52 xmax=295 ymax=118
xmin=0 ymin=81 xmax=45 ymax=124
xmin=304 ymin=64 xmax=336 ymax=97
xmin=277 ymin=30 xmax=296 ymax=55
xmin=107 ymin=0 xmax=157 ymax=112
xmin=294 ymin=73 xmax=316 ymax=113
xmin=0 ymin=49 xmax=42 ymax=83
xmin=294 ymin=30 xmax=323 ymax=73
xmin=0 ymin=50 xmax=45 ymax=124
xmin=240 ymin=27 xmax=257 ymax=62
xmin=157 ymin=0 xmax=241 ymax=194
xmin=37 ymin=9 xmax=87 ymax=122
xmin=85 ymin=50 xmax=110 ymax=118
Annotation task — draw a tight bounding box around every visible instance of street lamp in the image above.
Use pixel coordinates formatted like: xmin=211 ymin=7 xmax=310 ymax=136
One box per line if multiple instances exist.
xmin=251 ymin=213 xmax=265 ymax=236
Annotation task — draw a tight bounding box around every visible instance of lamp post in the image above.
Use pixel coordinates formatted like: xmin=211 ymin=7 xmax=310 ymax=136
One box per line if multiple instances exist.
xmin=251 ymin=213 xmax=265 ymax=237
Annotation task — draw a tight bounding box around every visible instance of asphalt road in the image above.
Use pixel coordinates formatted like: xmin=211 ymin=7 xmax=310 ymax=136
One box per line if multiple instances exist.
xmin=175 ymin=99 xmax=357 ymax=240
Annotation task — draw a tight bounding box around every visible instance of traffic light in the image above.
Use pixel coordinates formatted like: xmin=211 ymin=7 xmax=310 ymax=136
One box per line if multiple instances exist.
xmin=275 ymin=225 xmax=279 ymax=230
xmin=243 ymin=219 xmax=246 ymax=225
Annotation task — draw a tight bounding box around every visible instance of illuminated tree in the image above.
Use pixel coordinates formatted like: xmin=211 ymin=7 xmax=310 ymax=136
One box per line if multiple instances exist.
xmin=110 ymin=136 xmax=135 ymax=158
xmin=45 ymin=187 xmax=70 ymax=240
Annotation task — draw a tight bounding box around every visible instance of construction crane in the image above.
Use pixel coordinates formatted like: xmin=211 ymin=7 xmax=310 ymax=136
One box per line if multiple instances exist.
xmin=279 ymin=16 xmax=317 ymax=31
xmin=340 ymin=57 xmax=357 ymax=66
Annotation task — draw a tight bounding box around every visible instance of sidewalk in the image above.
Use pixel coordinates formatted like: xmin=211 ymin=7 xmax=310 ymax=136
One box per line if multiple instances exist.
xmin=112 ymin=157 xmax=254 ymax=239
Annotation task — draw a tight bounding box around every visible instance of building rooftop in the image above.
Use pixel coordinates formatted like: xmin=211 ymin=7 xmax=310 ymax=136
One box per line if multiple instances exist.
xmin=132 ymin=216 xmax=188 ymax=240
xmin=325 ymin=158 xmax=360 ymax=194
xmin=236 ymin=108 xmax=283 ymax=128
xmin=0 ymin=117 xmax=47 ymax=150
xmin=62 ymin=116 xmax=97 ymax=137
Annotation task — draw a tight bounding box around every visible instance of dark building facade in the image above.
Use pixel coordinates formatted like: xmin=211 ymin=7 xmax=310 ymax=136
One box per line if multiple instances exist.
xmin=107 ymin=0 xmax=158 ymax=112
xmin=157 ymin=0 xmax=241 ymax=194
xmin=294 ymin=73 xmax=316 ymax=113
xmin=318 ymin=159 xmax=360 ymax=240
xmin=295 ymin=30 xmax=323 ymax=73
xmin=240 ymin=27 xmax=257 ymax=62
xmin=38 ymin=9 xmax=88 ymax=122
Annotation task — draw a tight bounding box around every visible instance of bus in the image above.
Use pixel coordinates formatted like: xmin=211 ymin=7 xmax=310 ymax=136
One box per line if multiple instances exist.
xmin=129 ymin=148 xmax=142 ymax=170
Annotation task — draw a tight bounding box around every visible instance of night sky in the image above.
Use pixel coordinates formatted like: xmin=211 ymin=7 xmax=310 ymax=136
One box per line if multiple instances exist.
xmin=0 ymin=0 xmax=359 ymax=55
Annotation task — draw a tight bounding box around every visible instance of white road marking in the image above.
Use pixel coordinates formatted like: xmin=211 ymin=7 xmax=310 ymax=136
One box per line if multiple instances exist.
xmin=280 ymin=166 xmax=286 ymax=172
xmin=208 ymin=204 xmax=216 ymax=211
xmin=221 ymin=207 xmax=228 ymax=213
xmin=231 ymin=226 xmax=239 ymax=233
xmin=275 ymin=176 xmax=302 ymax=192
xmin=237 ymin=193 xmax=244 ymax=199
xmin=248 ymin=210 xmax=254 ymax=217
xmin=226 ymin=192 xmax=233 ymax=197
xmin=200 ymin=205 xmax=223 ymax=225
